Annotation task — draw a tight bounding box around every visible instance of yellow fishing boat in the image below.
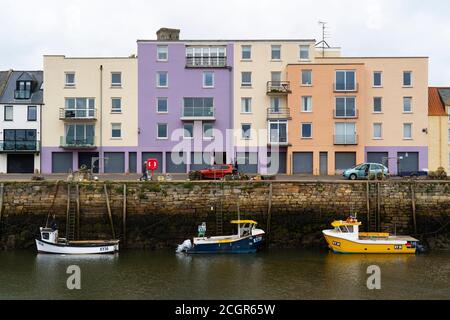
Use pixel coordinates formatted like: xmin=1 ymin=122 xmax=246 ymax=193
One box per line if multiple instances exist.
xmin=322 ymin=216 xmax=424 ymax=254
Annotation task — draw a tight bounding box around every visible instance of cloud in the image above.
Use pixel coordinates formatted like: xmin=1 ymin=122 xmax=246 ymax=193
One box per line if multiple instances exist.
xmin=0 ymin=0 xmax=449 ymax=85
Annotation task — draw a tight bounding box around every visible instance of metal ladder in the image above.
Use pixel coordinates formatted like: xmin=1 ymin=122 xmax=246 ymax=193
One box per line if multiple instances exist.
xmin=367 ymin=182 xmax=379 ymax=232
xmin=66 ymin=183 xmax=78 ymax=241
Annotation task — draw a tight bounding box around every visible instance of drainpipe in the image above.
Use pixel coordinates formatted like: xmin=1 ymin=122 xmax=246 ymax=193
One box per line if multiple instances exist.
xmin=99 ymin=65 xmax=103 ymax=173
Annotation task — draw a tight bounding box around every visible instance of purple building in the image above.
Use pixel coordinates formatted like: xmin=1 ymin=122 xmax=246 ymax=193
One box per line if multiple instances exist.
xmin=137 ymin=28 xmax=234 ymax=173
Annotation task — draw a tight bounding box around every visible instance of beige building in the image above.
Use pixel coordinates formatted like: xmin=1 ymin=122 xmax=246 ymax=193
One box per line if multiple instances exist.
xmin=42 ymin=55 xmax=138 ymax=173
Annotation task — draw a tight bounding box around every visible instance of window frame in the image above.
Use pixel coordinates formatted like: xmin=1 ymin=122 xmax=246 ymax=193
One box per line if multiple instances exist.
xmin=111 ymin=98 xmax=122 ymax=113
xmin=111 ymin=72 xmax=122 ymax=87
xmin=301 ymin=96 xmax=313 ymax=112
xmin=241 ymin=45 xmax=252 ymax=60
xmin=403 ymin=71 xmax=413 ymax=87
xmin=241 ymin=123 xmax=252 ymax=140
xmin=157 ymin=123 xmax=168 ymax=139
xmin=241 ymin=97 xmax=252 ymax=114
xmin=301 ymin=123 xmax=312 ymax=139
xmin=301 ymin=70 xmax=312 ymax=86
xmin=335 ymin=70 xmax=356 ymax=91
xmin=299 ymin=45 xmax=310 ymax=61
xmin=203 ymin=71 xmax=214 ymax=88
xmin=271 ymin=45 xmax=281 ymax=60
xmin=27 ymin=105 xmax=37 ymax=121
xmin=203 ymin=123 xmax=214 ymax=139
xmin=373 ymin=123 xmax=382 ymax=139
xmin=157 ymin=45 xmax=168 ymax=61
xmin=183 ymin=123 xmax=194 ymax=139
xmin=403 ymin=97 xmax=413 ymax=113
xmin=373 ymin=97 xmax=382 ymax=113
xmin=156 ymin=97 xmax=168 ymax=113
xmin=373 ymin=71 xmax=383 ymax=87
xmin=241 ymin=72 xmax=252 ymax=87
xmin=65 ymin=72 xmax=76 ymax=87
xmin=111 ymin=123 xmax=122 ymax=139
xmin=403 ymin=123 xmax=413 ymax=140
xmin=4 ymin=106 xmax=13 ymax=121
xmin=156 ymin=71 xmax=168 ymax=88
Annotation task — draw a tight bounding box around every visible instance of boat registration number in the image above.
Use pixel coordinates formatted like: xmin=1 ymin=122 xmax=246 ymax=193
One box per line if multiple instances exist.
xmin=332 ymin=241 xmax=341 ymax=247
xmin=394 ymin=245 xmax=403 ymax=250
xmin=253 ymin=237 xmax=263 ymax=243
xmin=99 ymin=247 xmax=109 ymax=252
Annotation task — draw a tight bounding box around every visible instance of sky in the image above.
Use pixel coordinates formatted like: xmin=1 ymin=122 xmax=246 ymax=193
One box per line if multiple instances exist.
xmin=1 ymin=0 xmax=449 ymax=86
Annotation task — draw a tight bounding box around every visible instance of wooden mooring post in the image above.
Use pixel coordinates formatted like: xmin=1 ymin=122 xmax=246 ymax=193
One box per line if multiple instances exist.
xmin=122 ymin=184 xmax=127 ymax=246
xmin=104 ymin=184 xmax=116 ymax=239
xmin=411 ymin=182 xmax=417 ymax=234
xmin=0 ymin=183 xmax=4 ymax=235
xmin=266 ymin=183 xmax=273 ymax=246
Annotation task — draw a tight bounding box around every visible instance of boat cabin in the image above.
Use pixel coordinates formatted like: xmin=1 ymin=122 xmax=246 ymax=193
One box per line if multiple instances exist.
xmin=230 ymin=220 xmax=258 ymax=238
xmin=40 ymin=227 xmax=59 ymax=244
xmin=331 ymin=217 xmax=361 ymax=238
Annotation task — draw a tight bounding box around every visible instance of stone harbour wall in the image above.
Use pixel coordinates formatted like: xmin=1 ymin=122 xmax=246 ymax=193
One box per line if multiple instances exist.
xmin=0 ymin=180 xmax=449 ymax=250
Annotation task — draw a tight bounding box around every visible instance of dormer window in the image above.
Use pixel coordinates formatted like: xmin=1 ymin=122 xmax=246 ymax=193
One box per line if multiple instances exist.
xmin=15 ymin=81 xmax=32 ymax=99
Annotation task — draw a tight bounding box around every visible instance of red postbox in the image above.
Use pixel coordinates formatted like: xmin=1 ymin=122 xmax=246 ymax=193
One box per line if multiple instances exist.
xmin=146 ymin=158 xmax=158 ymax=172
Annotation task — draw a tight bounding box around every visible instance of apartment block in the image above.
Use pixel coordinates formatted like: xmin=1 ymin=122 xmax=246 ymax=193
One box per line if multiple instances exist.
xmin=42 ymin=55 xmax=138 ymax=174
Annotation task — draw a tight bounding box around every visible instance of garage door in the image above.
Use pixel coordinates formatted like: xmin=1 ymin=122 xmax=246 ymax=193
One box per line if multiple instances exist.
xmin=335 ymin=152 xmax=356 ymax=172
xmin=52 ymin=152 xmax=73 ymax=173
xmin=166 ymin=152 xmax=187 ymax=173
xmin=78 ymin=152 xmax=99 ymax=173
xmin=7 ymin=154 xmax=34 ymax=173
xmin=367 ymin=152 xmax=388 ymax=166
xmin=190 ymin=152 xmax=212 ymax=171
xmin=142 ymin=152 xmax=163 ymax=173
xmin=104 ymin=152 xmax=125 ymax=173
xmin=236 ymin=152 xmax=258 ymax=173
xmin=398 ymin=152 xmax=419 ymax=174
xmin=268 ymin=151 xmax=287 ymax=174
xmin=128 ymin=152 xmax=137 ymax=173
xmin=293 ymin=152 xmax=313 ymax=174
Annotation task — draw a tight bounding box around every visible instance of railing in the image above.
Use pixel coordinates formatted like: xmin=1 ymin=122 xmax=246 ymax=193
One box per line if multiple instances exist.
xmin=185 ymin=56 xmax=227 ymax=68
xmin=266 ymin=81 xmax=291 ymax=95
xmin=333 ymin=83 xmax=359 ymax=92
xmin=60 ymin=136 xmax=96 ymax=148
xmin=59 ymin=108 xmax=97 ymax=120
xmin=0 ymin=140 xmax=40 ymax=152
xmin=14 ymin=90 xmax=31 ymax=100
xmin=334 ymin=135 xmax=358 ymax=145
xmin=181 ymin=106 xmax=215 ymax=119
xmin=334 ymin=109 xmax=359 ymax=118
xmin=267 ymin=108 xmax=291 ymax=119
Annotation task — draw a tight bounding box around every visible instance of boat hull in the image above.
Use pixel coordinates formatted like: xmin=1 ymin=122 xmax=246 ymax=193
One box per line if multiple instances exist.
xmin=36 ymin=239 xmax=119 ymax=255
xmin=323 ymin=233 xmax=416 ymax=254
xmin=185 ymin=234 xmax=264 ymax=254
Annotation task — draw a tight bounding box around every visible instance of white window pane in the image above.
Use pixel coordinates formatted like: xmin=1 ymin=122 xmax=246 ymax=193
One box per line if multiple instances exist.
xmin=300 ymin=45 xmax=309 ymax=60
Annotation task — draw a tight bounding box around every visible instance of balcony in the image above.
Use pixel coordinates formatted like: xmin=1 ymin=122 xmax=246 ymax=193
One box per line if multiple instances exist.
xmin=334 ymin=135 xmax=358 ymax=145
xmin=14 ymin=90 xmax=31 ymax=100
xmin=333 ymin=109 xmax=359 ymax=119
xmin=0 ymin=140 xmax=40 ymax=153
xmin=60 ymin=136 xmax=96 ymax=149
xmin=185 ymin=57 xmax=227 ymax=68
xmin=59 ymin=108 xmax=97 ymax=121
xmin=333 ymin=83 xmax=359 ymax=93
xmin=181 ymin=106 xmax=215 ymax=121
xmin=267 ymin=108 xmax=291 ymax=120
xmin=266 ymin=81 xmax=291 ymax=95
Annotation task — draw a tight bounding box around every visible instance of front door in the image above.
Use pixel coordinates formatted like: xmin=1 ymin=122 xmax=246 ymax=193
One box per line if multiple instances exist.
xmin=78 ymin=152 xmax=99 ymax=173
xmin=320 ymin=152 xmax=328 ymax=175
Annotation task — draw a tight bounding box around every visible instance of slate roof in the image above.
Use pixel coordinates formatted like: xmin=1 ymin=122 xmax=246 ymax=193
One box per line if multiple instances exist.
xmin=0 ymin=70 xmax=12 ymax=97
xmin=0 ymin=70 xmax=43 ymax=105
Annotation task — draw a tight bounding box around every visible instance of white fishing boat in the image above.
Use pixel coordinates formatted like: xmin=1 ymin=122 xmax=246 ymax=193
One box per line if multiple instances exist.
xmin=36 ymin=227 xmax=119 ymax=255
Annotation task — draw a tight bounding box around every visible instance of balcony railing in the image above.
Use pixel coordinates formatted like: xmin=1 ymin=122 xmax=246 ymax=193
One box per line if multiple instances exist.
xmin=266 ymin=81 xmax=291 ymax=95
xmin=333 ymin=83 xmax=359 ymax=92
xmin=185 ymin=56 xmax=227 ymax=68
xmin=59 ymin=108 xmax=97 ymax=120
xmin=181 ymin=106 xmax=215 ymax=120
xmin=334 ymin=135 xmax=358 ymax=145
xmin=14 ymin=90 xmax=32 ymax=100
xmin=333 ymin=109 xmax=359 ymax=118
xmin=267 ymin=108 xmax=291 ymax=119
xmin=0 ymin=140 xmax=40 ymax=152
xmin=60 ymin=136 xmax=96 ymax=149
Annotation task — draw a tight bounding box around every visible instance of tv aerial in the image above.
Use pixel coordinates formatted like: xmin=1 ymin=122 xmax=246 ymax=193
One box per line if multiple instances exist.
xmin=316 ymin=21 xmax=332 ymax=57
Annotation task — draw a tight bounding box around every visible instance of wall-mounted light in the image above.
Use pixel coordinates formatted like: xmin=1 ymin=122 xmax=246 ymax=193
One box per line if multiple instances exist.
xmin=422 ymin=128 xmax=428 ymax=134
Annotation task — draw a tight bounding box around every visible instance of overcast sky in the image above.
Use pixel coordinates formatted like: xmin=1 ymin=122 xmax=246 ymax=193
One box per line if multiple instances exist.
xmin=1 ymin=0 xmax=449 ymax=85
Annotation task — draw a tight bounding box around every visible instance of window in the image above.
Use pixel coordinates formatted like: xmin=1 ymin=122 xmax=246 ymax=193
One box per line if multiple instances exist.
xmin=157 ymin=123 xmax=168 ymax=139
xmin=241 ymin=72 xmax=252 ymax=87
xmin=64 ymin=124 xmax=95 ymax=146
xmin=403 ymin=123 xmax=412 ymax=139
xmin=186 ymin=46 xmax=226 ymax=67
xmin=269 ymin=121 xmax=287 ymax=143
xmin=183 ymin=98 xmax=214 ymax=117
xmin=15 ymin=81 xmax=32 ymax=99
xmin=157 ymin=98 xmax=168 ymax=113
xmin=111 ymin=72 xmax=122 ymax=87
xmin=111 ymin=98 xmax=121 ymax=113
xmin=403 ymin=71 xmax=412 ymax=87
xmin=271 ymin=45 xmax=281 ymax=60
xmin=241 ymin=98 xmax=252 ymax=113
xmin=203 ymin=123 xmax=213 ymax=139
xmin=301 ymin=123 xmax=312 ymax=138
xmin=373 ymin=97 xmax=382 ymax=113
xmin=373 ymin=71 xmax=382 ymax=87
xmin=335 ymin=70 xmax=356 ymax=91
xmin=301 ymin=70 xmax=312 ymax=86
xmin=299 ymin=45 xmax=310 ymax=60
xmin=157 ymin=45 xmax=168 ymax=61
xmin=336 ymin=97 xmax=356 ymax=117
xmin=27 ymin=106 xmax=37 ymax=121
xmin=65 ymin=72 xmax=75 ymax=87
xmin=373 ymin=123 xmax=382 ymax=139
xmin=270 ymin=97 xmax=281 ymax=112
xmin=64 ymin=98 xmax=95 ymax=118
xmin=203 ymin=72 xmax=214 ymax=88
xmin=403 ymin=97 xmax=412 ymax=113
xmin=111 ymin=123 xmax=121 ymax=138
xmin=241 ymin=124 xmax=251 ymax=139
xmin=183 ymin=123 xmax=194 ymax=138
xmin=241 ymin=45 xmax=251 ymax=60
xmin=156 ymin=72 xmax=168 ymax=87
xmin=301 ymin=96 xmax=312 ymax=112
xmin=4 ymin=106 xmax=13 ymax=121
xmin=335 ymin=123 xmax=356 ymax=144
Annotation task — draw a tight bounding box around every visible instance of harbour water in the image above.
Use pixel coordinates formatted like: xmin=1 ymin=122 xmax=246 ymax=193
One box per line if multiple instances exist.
xmin=0 ymin=249 xmax=449 ymax=300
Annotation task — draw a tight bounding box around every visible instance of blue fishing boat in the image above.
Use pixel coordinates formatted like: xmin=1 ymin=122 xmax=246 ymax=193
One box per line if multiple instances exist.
xmin=177 ymin=220 xmax=265 ymax=254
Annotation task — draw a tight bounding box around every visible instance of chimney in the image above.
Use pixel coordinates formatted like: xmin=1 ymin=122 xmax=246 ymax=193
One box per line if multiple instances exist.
xmin=156 ymin=28 xmax=180 ymax=41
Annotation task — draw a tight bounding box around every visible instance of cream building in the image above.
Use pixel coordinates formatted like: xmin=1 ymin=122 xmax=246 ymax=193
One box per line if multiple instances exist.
xmin=42 ymin=55 xmax=138 ymax=173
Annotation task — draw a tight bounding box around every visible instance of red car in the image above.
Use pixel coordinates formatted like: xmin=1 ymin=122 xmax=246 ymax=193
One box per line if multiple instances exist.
xmin=198 ymin=164 xmax=235 ymax=179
